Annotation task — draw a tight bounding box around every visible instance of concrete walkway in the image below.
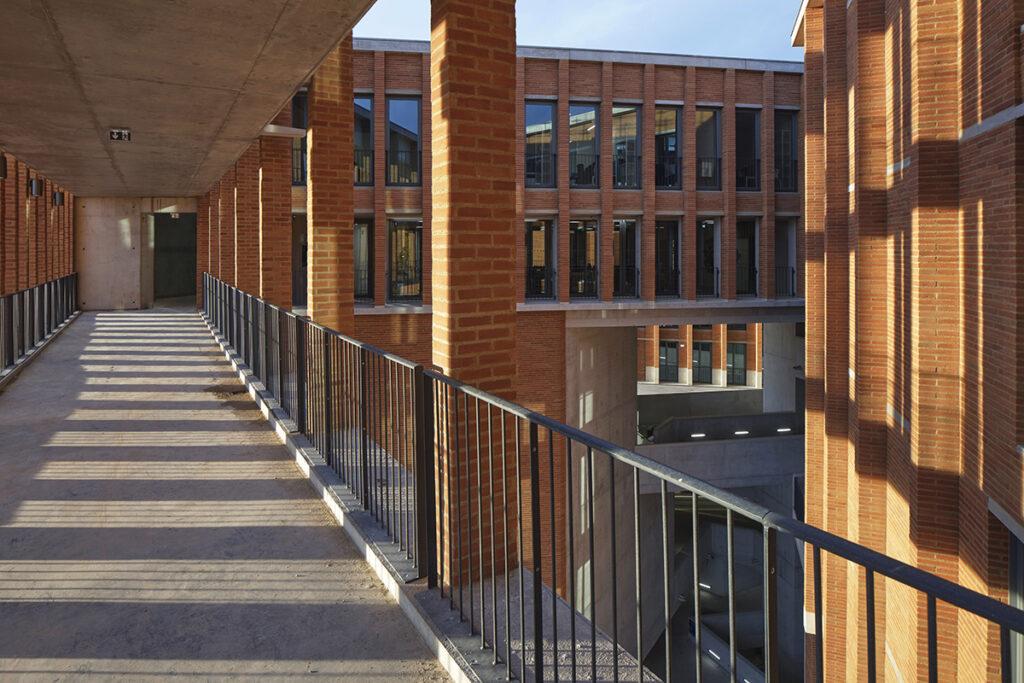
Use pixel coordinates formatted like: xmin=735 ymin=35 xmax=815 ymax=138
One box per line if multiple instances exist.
xmin=0 ymin=309 xmax=447 ymax=681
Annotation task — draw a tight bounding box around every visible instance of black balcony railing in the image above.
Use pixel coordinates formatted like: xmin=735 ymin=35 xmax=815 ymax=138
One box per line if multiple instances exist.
xmin=204 ymin=271 xmax=1024 ymax=683
xmin=355 ymin=266 xmax=372 ymax=301
xmin=655 ymin=267 xmax=680 ymax=296
xmin=569 ymin=152 xmax=598 ymax=187
xmin=568 ymin=266 xmax=598 ymax=298
xmin=387 ymin=149 xmax=421 ymax=186
xmin=737 ymin=267 xmax=758 ymax=297
xmin=292 ymin=137 xmax=307 ymax=186
xmin=655 ymin=155 xmax=681 ymax=189
xmin=1 ymin=273 xmax=77 ymax=374
xmin=697 ymin=156 xmax=721 ymax=190
xmin=736 ymin=156 xmax=761 ymax=191
xmin=697 ymin=266 xmax=720 ymax=297
xmin=525 ymin=265 xmax=554 ymax=299
xmin=389 ymin=262 xmax=422 ymax=301
xmin=525 ymin=152 xmax=556 ymax=188
xmin=354 ymin=148 xmax=373 ymax=186
xmin=613 ymin=153 xmax=641 ymax=189
xmin=775 ymin=158 xmax=799 ymax=192
xmin=776 ymin=266 xmax=796 ymax=297
xmin=693 ymin=360 xmax=713 ymax=385
xmin=613 ymin=265 xmax=638 ymax=297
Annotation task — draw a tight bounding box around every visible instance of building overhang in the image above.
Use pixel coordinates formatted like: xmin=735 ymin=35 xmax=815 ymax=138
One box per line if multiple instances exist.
xmin=790 ymin=0 xmax=824 ymax=48
xmin=518 ymin=298 xmax=806 ymax=327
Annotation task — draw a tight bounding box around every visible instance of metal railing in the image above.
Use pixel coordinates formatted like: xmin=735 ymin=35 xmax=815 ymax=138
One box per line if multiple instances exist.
xmin=389 ymin=263 xmax=422 ymax=301
xmin=775 ymin=158 xmax=798 ymax=193
xmin=203 ymin=272 xmax=1024 ymax=683
xmin=292 ymin=136 xmax=306 ymax=186
xmin=697 ymin=156 xmax=721 ymax=190
xmin=1 ymin=273 xmax=77 ymax=374
xmin=697 ymin=266 xmax=720 ymax=297
xmin=568 ymin=266 xmax=598 ymax=298
xmin=655 ymin=267 xmax=680 ymax=297
xmin=775 ymin=266 xmax=796 ymax=298
xmin=355 ymin=265 xmax=372 ymax=301
xmin=737 ymin=267 xmax=758 ymax=297
xmin=613 ymin=265 xmax=638 ymax=298
xmin=569 ymin=152 xmax=599 ymax=187
xmin=613 ymin=153 xmax=641 ymax=189
xmin=525 ymin=265 xmax=555 ymax=300
xmin=655 ymin=155 xmax=680 ymax=189
xmin=354 ymin=148 xmax=374 ymax=186
xmin=526 ymin=152 xmax=556 ymax=188
xmin=736 ymin=156 xmax=761 ymax=191
xmin=387 ymin=149 xmax=421 ymax=186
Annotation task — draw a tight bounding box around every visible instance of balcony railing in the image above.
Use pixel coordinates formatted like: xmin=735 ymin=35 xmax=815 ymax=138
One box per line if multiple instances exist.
xmin=775 ymin=157 xmax=799 ymax=192
xmin=613 ymin=265 xmax=638 ymax=298
xmin=693 ymin=360 xmax=713 ymax=385
xmin=204 ymin=272 xmax=1024 ymax=683
xmin=655 ymin=154 xmax=681 ymax=189
xmin=568 ymin=266 xmax=598 ymax=298
xmin=697 ymin=265 xmax=720 ymax=297
xmin=613 ymin=153 xmax=641 ymax=189
xmin=354 ymin=148 xmax=373 ymax=186
xmin=525 ymin=265 xmax=555 ymax=299
xmin=1 ymin=273 xmax=77 ymax=373
xmin=737 ymin=267 xmax=758 ymax=297
xmin=697 ymin=156 xmax=721 ymax=190
xmin=776 ymin=266 xmax=796 ymax=297
xmin=655 ymin=266 xmax=680 ymax=297
xmin=387 ymin=149 xmax=421 ymax=186
xmin=292 ymin=136 xmax=306 ymax=186
xmin=569 ymin=152 xmax=598 ymax=187
xmin=525 ymin=152 xmax=556 ymax=188
xmin=736 ymin=156 xmax=761 ymax=191
xmin=355 ymin=265 xmax=372 ymax=301
xmin=389 ymin=263 xmax=422 ymax=301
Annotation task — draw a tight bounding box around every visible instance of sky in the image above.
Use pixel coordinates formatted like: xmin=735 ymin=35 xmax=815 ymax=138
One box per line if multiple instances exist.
xmin=354 ymin=0 xmax=803 ymax=62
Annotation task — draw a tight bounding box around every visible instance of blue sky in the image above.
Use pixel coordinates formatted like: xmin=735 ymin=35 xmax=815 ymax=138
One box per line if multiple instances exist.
xmin=355 ymin=0 xmax=803 ymax=62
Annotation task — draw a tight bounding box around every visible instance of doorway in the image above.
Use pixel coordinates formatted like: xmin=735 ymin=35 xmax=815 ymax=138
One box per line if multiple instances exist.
xmin=292 ymin=213 xmax=307 ymax=308
xmin=153 ymin=213 xmax=196 ymax=304
xmin=659 ymin=340 xmax=679 ymax=383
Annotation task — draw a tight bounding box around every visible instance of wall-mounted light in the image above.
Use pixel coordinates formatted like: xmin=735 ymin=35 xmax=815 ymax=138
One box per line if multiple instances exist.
xmin=0 ymin=155 xmax=6 ymax=180
xmin=27 ymin=178 xmax=42 ymax=197
xmin=53 ymin=191 xmax=64 ymax=206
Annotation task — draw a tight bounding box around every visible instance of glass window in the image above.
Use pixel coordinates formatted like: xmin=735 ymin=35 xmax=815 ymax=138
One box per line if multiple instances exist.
xmin=727 ymin=323 xmax=747 ymax=332
xmin=354 ymin=218 xmax=373 ymax=301
xmin=612 ymin=105 xmax=640 ymax=189
xmin=612 ymin=218 xmax=638 ymax=297
xmin=774 ymin=109 xmax=799 ymax=192
xmin=655 ymin=220 xmax=680 ymax=296
xmin=736 ymin=109 xmax=761 ymax=191
xmin=569 ymin=219 xmax=598 ymax=298
xmin=525 ymin=102 xmax=556 ymax=188
xmin=696 ymin=218 xmax=719 ymax=296
xmin=388 ymin=219 xmax=422 ymax=301
xmin=354 ymin=96 xmax=373 ymax=186
xmin=692 ymin=341 xmax=712 ymax=384
xmin=291 ymin=92 xmax=307 ymax=186
xmin=727 ymin=342 xmax=747 ymax=386
xmin=655 ymin=108 xmax=681 ymax=189
xmin=737 ymin=219 xmax=758 ymax=296
xmin=387 ymin=97 xmax=420 ymax=186
xmin=659 ymin=341 xmax=679 ymax=383
xmin=525 ymin=219 xmax=555 ymax=299
xmin=696 ymin=107 xmax=721 ymax=190
xmin=569 ymin=104 xmax=598 ymax=187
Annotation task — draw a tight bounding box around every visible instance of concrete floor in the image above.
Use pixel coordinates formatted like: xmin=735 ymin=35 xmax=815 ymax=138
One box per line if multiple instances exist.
xmin=0 ymin=310 xmax=447 ymax=681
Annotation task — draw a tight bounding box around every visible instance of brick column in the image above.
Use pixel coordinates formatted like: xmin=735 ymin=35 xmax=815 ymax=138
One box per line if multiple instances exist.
xmin=721 ymin=70 xmax=736 ymax=300
xmin=641 ymin=64 xmax=656 ymax=301
xmin=599 ymin=62 xmax=614 ymax=301
xmin=712 ymin=323 xmax=727 ymax=386
xmin=372 ymin=50 xmax=387 ymax=307
xmin=306 ymin=35 xmax=354 ymax=332
xmin=682 ymin=67 xmax=697 ymax=300
xmin=514 ymin=56 xmax=526 ymax=304
xmin=682 ymin=324 xmax=693 ymax=384
xmin=644 ymin=324 xmax=659 ymax=382
xmin=43 ymin=179 xmax=53 ymax=281
xmin=234 ymin=143 xmax=260 ymax=294
xmin=220 ymin=167 xmax=236 ymax=285
xmin=420 ymin=55 xmax=433 ymax=307
xmin=259 ymin=134 xmax=293 ymax=309
xmin=1 ymin=152 xmax=15 ymax=295
xmin=760 ymin=72 xmax=776 ymax=298
xmin=196 ymin=193 xmax=209 ymax=306
xmin=557 ymin=60 xmax=571 ymax=303
xmin=211 ymin=181 xmax=222 ymax=279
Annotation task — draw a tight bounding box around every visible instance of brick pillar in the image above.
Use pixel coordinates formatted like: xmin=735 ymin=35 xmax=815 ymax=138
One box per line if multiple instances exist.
xmin=760 ymin=72 xmax=776 ymax=299
xmin=599 ymin=62 xmax=615 ymax=301
xmin=712 ymin=323 xmax=727 ymax=386
xmin=644 ymin=324 xmax=659 ymax=382
xmin=196 ymin=193 xmax=209 ymax=306
xmin=1 ymin=152 xmax=14 ymax=295
xmin=27 ymin=168 xmax=39 ymax=287
xmin=221 ymin=167 xmax=237 ymax=285
xmin=306 ymin=35 xmax=354 ymax=332
xmin=259 ymin=134 xmax=293 ymax=309
xmin=212 ymin=180 xmax=222 ymax=279
xmin=641 ymin=64 xmax=657 ymax=301
xmin=372 ymin=50 xmax=387 ymax=307
xmin=514 ymin=56 xmax=526 ymax=304
xmin=682 ymin=67 xmax=697 ymax=300
xmin=682 ymin=324 xmax=693 ymax=384
xmin=235 ymin=143 xmax=260 ymax=294
xmin=43 ymin=179 xmax=52 ymax=281
xmin=557 ymin=59 xmax=571 ymax=304
xmin=721 ymin=70 xmax=737 ymax=300
xmin=420 ymin=55 xmax=433 ymax=306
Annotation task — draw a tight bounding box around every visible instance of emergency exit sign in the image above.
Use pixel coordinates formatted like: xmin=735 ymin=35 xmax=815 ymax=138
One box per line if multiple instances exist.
xmin=109 ymin=128 xmax=131 ymax=142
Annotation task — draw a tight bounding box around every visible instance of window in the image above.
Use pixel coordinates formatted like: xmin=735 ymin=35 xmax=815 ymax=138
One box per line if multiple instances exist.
xmin=655 ymin=108 xmax=681 ymax=189
xmin=354 ymin=96 xmax=373 ymax=186
xmin=692 ymin=341 xmax=712 ymax=384
xmin=727 ymin=342 xmax=747 ymax=385
xmin=696 ymin=218 xmax=719 ymax=297
xmin=659 ymin=341 xmax=679 ymax=383
xmin=736 ymin=109 xmax=761 ymax=191
xmin=737 ymin=219 xmax=758 ymax=296
xmin=612 ymin=105 xmax=640 ymax=189
xmin=525 ymin=219 xmax=555 ymax=299
xmin=388 ymin=219 xmax=422 ymax=301
xmin=655 ymin=220 xmax=680 ymax=296
xmin=612 ymin=218 xmax=638 ymax=297
xmin=291 ymin=92 xmax=308 ymax=186
xmin=354 ymin=218 xmax=373 ymax=301
xmin=569 ymin=220 xmax=598 ymax=298
xmin=696 ymin=107 xmax=721 ymax=190
xmin=727 ymin=323 xmax=747 ymax=332
xmin=775 ymin=109 xmax=799 ymax=192
xmin=569 ymin=104 xmax=598 ymax=187
xmin=386 ymin=97 xmax=420 ymax=186
xmin=525 ymin=102 xmax=556 ymax=188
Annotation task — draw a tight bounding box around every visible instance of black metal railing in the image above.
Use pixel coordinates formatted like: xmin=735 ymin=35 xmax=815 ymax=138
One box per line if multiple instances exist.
xmin=612 ymin=265 xmax=638 ymax=298
xmin=736 ymin=156 xmax=761 ymax=191
xmin=525 ymin=152 xmax=556 ymax=188
xmin=775 ymin=266 xmax=796 ymax=298
xmin=525 ymin=265 xmax=554 ymax=299
xmin=203 ymin=272 xmax=1024 ymax=683
xmin=655 ymin=154 xmax=681 ymax=189
xmin=697 ymin=266 xmax=720 ymax=297
xmin=737 ymin=267 xmax=758 ymax=297
xmin=697 ymin=156 xmax=721 ymax=190
xmin=355 ymin=266 xmax=372 ymax=302
xmin=569 ymin=152 xmax=598 ymax=187
xmin=568 ymin=266 xmax=598 ymax=298
xmin=387 ymin=149 xmax=421 ymax=186
xmin=389 ymin=263 xmax=422 ymax=302
xmin=292 ymin=137 xmax=307 ymax=186
xmin=655 ymin=267 xmax=680 ymax=297
xmin=354 ymin=148 xmax=374 ymax=186
xmin=1 ymin=273 xmax=77 ymax=375
xmin=692 ymin=360 xmax=713 ymax=385
xmin=613 ymin=153 xmax=641 ymax=189
xmin=775 ymin=157 xmax=798 ymax=192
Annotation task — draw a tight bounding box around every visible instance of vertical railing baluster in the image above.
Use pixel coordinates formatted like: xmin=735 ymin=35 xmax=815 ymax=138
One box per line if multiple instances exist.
xmin=475 ymin=397 xmax=485 ymax=646
xmin=587 ymin=446 xmax=597 ymax=682
xmin=414 ymin=363 xmax=434 ymax=584
xmin=609 ymin=453 xmax=619 ymax=682
xmin=566 ymin=437 xmax=577 ymax=682
xmin=548 ymin=429 xmax=558 ymax=681
xmin=726 ymin=508 xmax=736 ymax=683
xmin=501 ymin=409 xmax=512 ymax=679
xmin=295 ymin=318 xmax=306 ymax=435
xmin=763 ymin=526 xmax=778 ymax=682
xmin=662 ymin=480 xmax=673 ymax=683
xmin=633 ymin=467 xmax=643 ymax=682
xmin=488 ymin=405 xmax=498 ymax=661
xmin=927 ymin=594 xmax=937 ymax=683
xmin=866 ymin=567 xmax=876 ymax=683
xmin=693 ymin=493 xmax=703 ymax=683
xmin=528 ymin=422 xmax=543 ymax=683
xmin=813 ymin=545 xmax=823 ymax=683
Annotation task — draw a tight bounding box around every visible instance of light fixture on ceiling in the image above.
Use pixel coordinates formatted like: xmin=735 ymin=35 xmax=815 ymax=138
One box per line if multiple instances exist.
xmin=53 ymin=191 xmax=64 ymax=206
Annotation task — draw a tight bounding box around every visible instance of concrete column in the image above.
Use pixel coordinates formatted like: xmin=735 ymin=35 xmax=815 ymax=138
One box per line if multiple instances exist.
xmin=234 ymin=143 xmax=260 ymax=294
xmin=306 ymin=35 xmax=354 ymax=332
xmin=258 ymin=134 xmax=293 ymax=309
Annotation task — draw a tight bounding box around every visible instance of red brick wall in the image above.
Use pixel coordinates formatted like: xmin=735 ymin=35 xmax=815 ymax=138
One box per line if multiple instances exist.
xmin=234 ymin=143 xmax=260 ymax=294
xmin=259 ymin=135 xmax=292 ymax=309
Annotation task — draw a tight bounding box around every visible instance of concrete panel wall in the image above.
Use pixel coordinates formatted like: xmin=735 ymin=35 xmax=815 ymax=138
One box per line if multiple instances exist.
xmin=762 ymin=322 xmax=804 ymax=413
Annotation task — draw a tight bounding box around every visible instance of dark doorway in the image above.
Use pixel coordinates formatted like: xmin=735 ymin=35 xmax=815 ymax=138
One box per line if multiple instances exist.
xmin=153 ymin=213 xmax=196 ymax=299
xmin=659 ymin=340 xmax=679 ymax=383
xmin=292 ymin=213 xmax=307 ymax=308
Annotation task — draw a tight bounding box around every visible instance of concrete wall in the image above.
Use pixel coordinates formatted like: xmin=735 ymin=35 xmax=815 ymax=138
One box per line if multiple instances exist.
xmin=75 ymin=197 xmax=196 ymax=310
xmin=638 ymin=435 xmax=803 ymax=490
xmin=761 ymin=322 xmax=804 ymax=413
xmin=638 ymin=388 xmax=764 ymax=433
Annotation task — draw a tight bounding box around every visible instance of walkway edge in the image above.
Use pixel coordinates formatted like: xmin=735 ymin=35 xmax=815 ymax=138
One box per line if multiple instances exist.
xmin=202 ymin=315 xmax=481 ymax=683
xmin=0 ymin=311 xmax=81 ymax=395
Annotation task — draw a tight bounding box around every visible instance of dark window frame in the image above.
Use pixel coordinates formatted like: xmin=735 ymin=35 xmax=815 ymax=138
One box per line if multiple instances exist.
xmin=654 ymin=219 xmax=680 ymax=296
xmin=692 ymin=340 xmax=713 ymax=384
xmin=774 ymin=109 xmax=799 ymax=193
xmin=525 ymin=218 xmax=556 ymax=299
xmin=525 ymin=101 xmax=557 ymax=189
xmin=655 ymin=107 xmax=682 ymax=190
xmin=569 ymin=103 xmax=600 ymax=188
xmin=695 ymin=107 xmax=722 ymax=191
xmin=612 ymin=104 xmax=641 ymax=189
xmin=612 ymin=218 xmax=639 ymax=297
xmin=387 ymin=218 xmax=423 ymax=302
xmin=735 ymin=108 xmax=761 ymax=192
xmin=386 ymin=96 xmax=422 ymax=187
xmin=568 ymin=219 xmax=599 ymax=298
xmin=354 ymin=217 xmax=374 ymax=302
xmin=354 ymin=95 xmax=374 ymax=186
xmin=726 ymin=342 xmax=747 ymax=386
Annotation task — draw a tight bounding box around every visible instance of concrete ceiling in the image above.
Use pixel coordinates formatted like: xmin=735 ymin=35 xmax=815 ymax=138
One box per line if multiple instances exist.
xmin=0 ymin=0 xmax=376 ymax=197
